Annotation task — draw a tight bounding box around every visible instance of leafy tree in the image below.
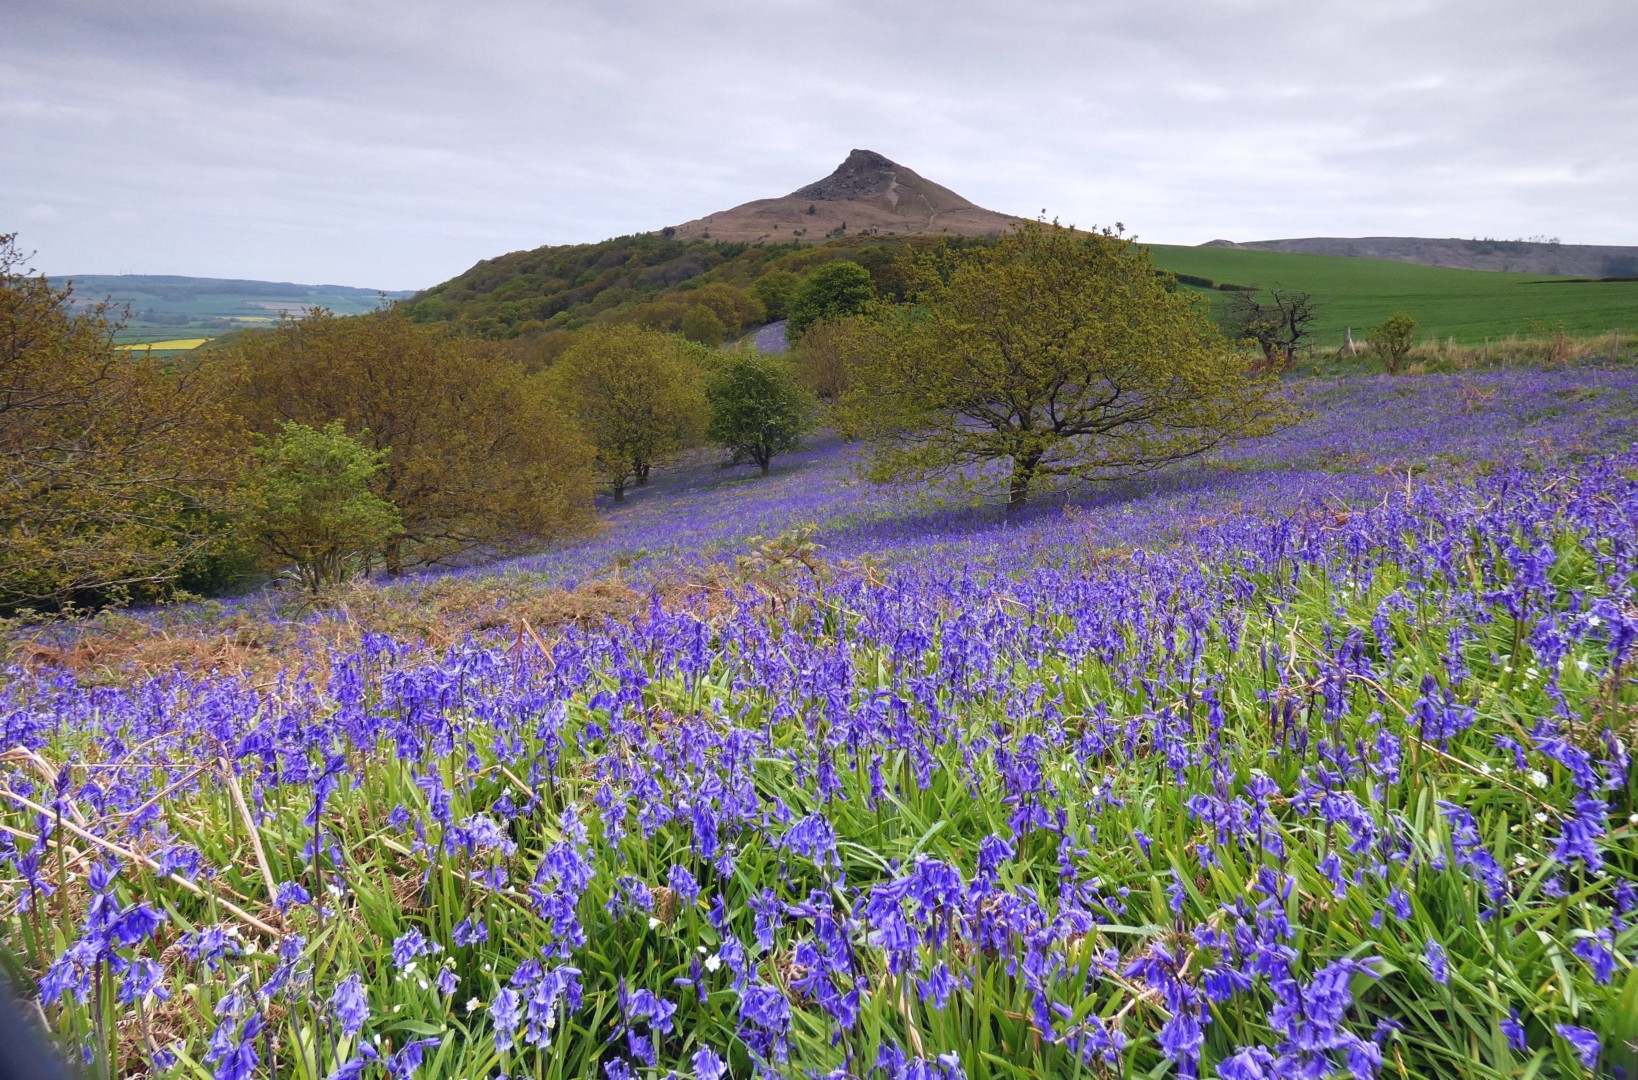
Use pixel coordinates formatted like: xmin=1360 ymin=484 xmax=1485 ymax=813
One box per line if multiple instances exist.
xmin=787 ymin=261 xmax=877 ymax=338
xmin=627 ymin=284 xmax=763 ymax=340
xmin=680 ymin=303 xmax=729 ymax=345
xmin=1 ymin=235 xmax=248 ymax=613
xmin=791 ymin=316 xmax=880 ymax=402
xmin=1368 ymin=311 xmax=1418 ymax=374
xmin=1221 ymin=289 xmax=1320 ymax=371
xmin=247 ymin=421 xmax=401 ymax=593
xmin=705 ymin=349 xmax=816 ymax=475
xmin=841 ymin=220 xmax=1292 ymax=513
xmin=551 ymin=326 xmax=708 ymax=500
xmin=751 ymin=271 xmax=800 ymax=322
xmin=223 ymin=309 xmax=595 ymax=573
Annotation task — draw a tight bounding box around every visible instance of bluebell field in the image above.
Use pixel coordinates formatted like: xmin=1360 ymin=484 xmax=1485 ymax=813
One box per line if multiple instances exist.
xmin=3 ymin=366 xmax=1636 ymax=1079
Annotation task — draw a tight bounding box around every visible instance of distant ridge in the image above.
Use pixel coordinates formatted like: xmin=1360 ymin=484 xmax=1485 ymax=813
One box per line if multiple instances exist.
xmin=670 ymin=149 xmax=1023 ymax=243
xmin=53 ymin=273 xmax=411 ymax=294
xmin=1201 ymin=237 xmax=1638 ymax=278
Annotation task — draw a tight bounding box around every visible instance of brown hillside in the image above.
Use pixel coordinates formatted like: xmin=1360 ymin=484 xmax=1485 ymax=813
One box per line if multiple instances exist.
xmin=670 ymin=149 xmax=1024 ymax=243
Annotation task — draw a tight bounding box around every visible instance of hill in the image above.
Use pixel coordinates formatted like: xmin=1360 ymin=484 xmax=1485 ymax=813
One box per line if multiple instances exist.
xmin=406 ymin=227 xmax=983 ymax=350
xmin=53 ymin=273 xmax=413 ymax=349
xmin=1148 ymin=245 xmax=1638 ymax=346
xmin=407 ymin=151 xmax=1016 ymax=346
xmin=1204 ymin=236 xmax=1638 ymax=277
xmin=410 ymin=150 xmax=1636 ymax=351
xmin=669 ymin=148 xmax=1022 ymax=243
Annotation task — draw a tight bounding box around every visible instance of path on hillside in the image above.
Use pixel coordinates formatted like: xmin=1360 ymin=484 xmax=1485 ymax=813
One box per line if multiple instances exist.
xmin=751 ymin=319 xmax=789 ymax=354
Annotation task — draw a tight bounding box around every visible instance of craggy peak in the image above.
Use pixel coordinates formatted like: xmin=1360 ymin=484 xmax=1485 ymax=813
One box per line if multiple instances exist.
xmin=791 ymin=149 xmax=904 ymax=201
xmin=669 ymin=149 xmax=1019 ymax=243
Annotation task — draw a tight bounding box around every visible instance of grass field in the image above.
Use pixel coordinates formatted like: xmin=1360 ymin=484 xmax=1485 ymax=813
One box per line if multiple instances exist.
xmin=1148 ymin=245 xmax=1638 ymax=346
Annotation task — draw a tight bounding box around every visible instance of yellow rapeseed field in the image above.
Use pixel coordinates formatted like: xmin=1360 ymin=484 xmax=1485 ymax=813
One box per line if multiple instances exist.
xmin=114 ymin=338 xmax=210 ymax=351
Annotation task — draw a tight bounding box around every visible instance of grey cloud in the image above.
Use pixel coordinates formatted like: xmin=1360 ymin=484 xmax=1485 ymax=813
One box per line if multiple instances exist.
xmin=4 ymin=0 xmax=1634 ymax=287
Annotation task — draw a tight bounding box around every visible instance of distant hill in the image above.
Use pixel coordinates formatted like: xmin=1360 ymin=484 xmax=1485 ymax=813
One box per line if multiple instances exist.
xmin=670 ymin=149 xmax=1023 ymax=243
xmin=53 ymin=274 xmax=413 ymax=348
xmin=1201 ymin=237 xmax=1638 ymax=278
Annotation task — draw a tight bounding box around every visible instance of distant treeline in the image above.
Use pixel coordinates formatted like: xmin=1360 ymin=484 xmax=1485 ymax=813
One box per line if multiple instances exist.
xmin=1165 ymin=271 xmax=1256 ymax=292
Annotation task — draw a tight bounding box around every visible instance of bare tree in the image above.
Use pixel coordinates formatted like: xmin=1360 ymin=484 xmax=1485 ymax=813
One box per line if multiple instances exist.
xmin=1221 ymin=289 xmax=1320 ymax=371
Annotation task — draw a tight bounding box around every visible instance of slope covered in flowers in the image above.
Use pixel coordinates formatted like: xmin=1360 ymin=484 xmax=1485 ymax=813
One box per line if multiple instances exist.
xmin=3 ymin=366 xmax=1636 ymax=1079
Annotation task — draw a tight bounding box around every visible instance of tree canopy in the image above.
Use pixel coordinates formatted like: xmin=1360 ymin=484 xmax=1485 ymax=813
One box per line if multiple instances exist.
xmin=787 ymin=261 xmax=877 ymax=338
xmin=223 ymin=308 xmax=594 ymax=572
xmin=246 ymin=420 xmax=402 ymax=593
xmin=705 ymin=349 xmax=816 ymax=476
xmin=1 ymin=235 xmax=247 ymax=613
xmin=550 ymin=326 xmax=708 ymax=500
xmin=841 ymin=221 xmax=1293 ymax=511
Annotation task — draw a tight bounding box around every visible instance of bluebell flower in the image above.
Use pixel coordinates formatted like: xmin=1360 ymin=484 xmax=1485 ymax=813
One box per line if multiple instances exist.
xmin=1570 ymin=930 xmax=1616 ymax=985
xmin=1500 ymin=1009 xmax=1527 ymax=1052
xmin=1423 ymin=939 xmax=1449 ymax=985
xmin=1554 ymin=1024 xmax=1599 ymax=1068
xmin=1217 ymin=1046 xmax=1275 ymax=1080
xmin=691 ymin=1046 xmax=728 ymax=1080
xmin=491 ymin=988 xmax=521 ymax=1052
xmin=385 ymin=1036 xmax=441 ymax=1079
xmin=329 ymin=973 xmax=369 ymax=1038
xmin=391 ymin=928 xmax=438 ymax=971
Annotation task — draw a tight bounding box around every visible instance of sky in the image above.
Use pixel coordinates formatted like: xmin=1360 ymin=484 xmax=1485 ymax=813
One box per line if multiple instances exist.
xmin=5 ymin=0 xmax=1635 ymax=290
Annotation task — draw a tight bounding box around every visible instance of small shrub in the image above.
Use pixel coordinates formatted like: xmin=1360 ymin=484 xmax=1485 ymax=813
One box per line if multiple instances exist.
xmin=1369 ymin=311 xmax=1418 ymax=374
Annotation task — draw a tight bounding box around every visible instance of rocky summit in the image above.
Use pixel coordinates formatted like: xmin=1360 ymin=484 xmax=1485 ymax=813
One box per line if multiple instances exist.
xmin=669 ymin=149 xmax=1021 ymax=243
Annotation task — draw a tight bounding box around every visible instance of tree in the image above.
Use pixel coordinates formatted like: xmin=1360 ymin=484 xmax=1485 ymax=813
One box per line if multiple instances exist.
xmin=786 ymin=261 xmax=876 ymax=338
xmin=705 ymin=349 xmax=816 ymax=475
xmin=551 ymin=326 xmax=708 ymax=500
xmin=751 ymin=271 xmax=800 ymax=322
xmin=223 ymin=309 xmax=595 ymax=573
xmin=680 ymin=303 xmax=729 ymax=345
xmin=791 ymin=316 xmax=880 ymax=403
xmin=1 ymin=235 xmax=249 ymax=613
xmin=1368 ymin=311 xmax=1417 ymax=374
xmin=841 ymin=220 xmax=1292 ymax=513
xmin=1220 ymin=289 xmax=1320 ymax=371
xmin=247 ymin=421 xmax=401 ymax=593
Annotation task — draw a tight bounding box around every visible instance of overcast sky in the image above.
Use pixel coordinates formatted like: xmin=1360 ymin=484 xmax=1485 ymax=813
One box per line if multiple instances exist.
xmin=5 ymin=0 xmax=1634 ymax=289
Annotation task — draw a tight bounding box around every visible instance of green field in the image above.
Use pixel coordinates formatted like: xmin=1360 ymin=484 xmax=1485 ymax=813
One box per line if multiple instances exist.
xmin=50 ymin=274 xmax=415 ymax=348
xmin=1147 ymin=245 xmax=1638 ymax=345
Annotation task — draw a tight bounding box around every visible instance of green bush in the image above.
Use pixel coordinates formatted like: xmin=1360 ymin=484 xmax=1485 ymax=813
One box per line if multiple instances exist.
xmin=247 ymin=421 xmax=402 ymax=593
xmin=1369 ymin=311 xmax=1418 ymax=374
xmin=705 ymin=349 xmax=816 ymax=475
xmin=787 ymin=261 xmax=877 ymax=338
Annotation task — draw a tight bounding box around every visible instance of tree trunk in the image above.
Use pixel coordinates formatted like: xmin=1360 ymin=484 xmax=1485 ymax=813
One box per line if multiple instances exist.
xmin=1007 ymin=455 xmax=1039 ymax=514
xmin=383 ymin=539 xmax=404 ymax=577
xmin=611 ymin=479 xmax=625 ymax=502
